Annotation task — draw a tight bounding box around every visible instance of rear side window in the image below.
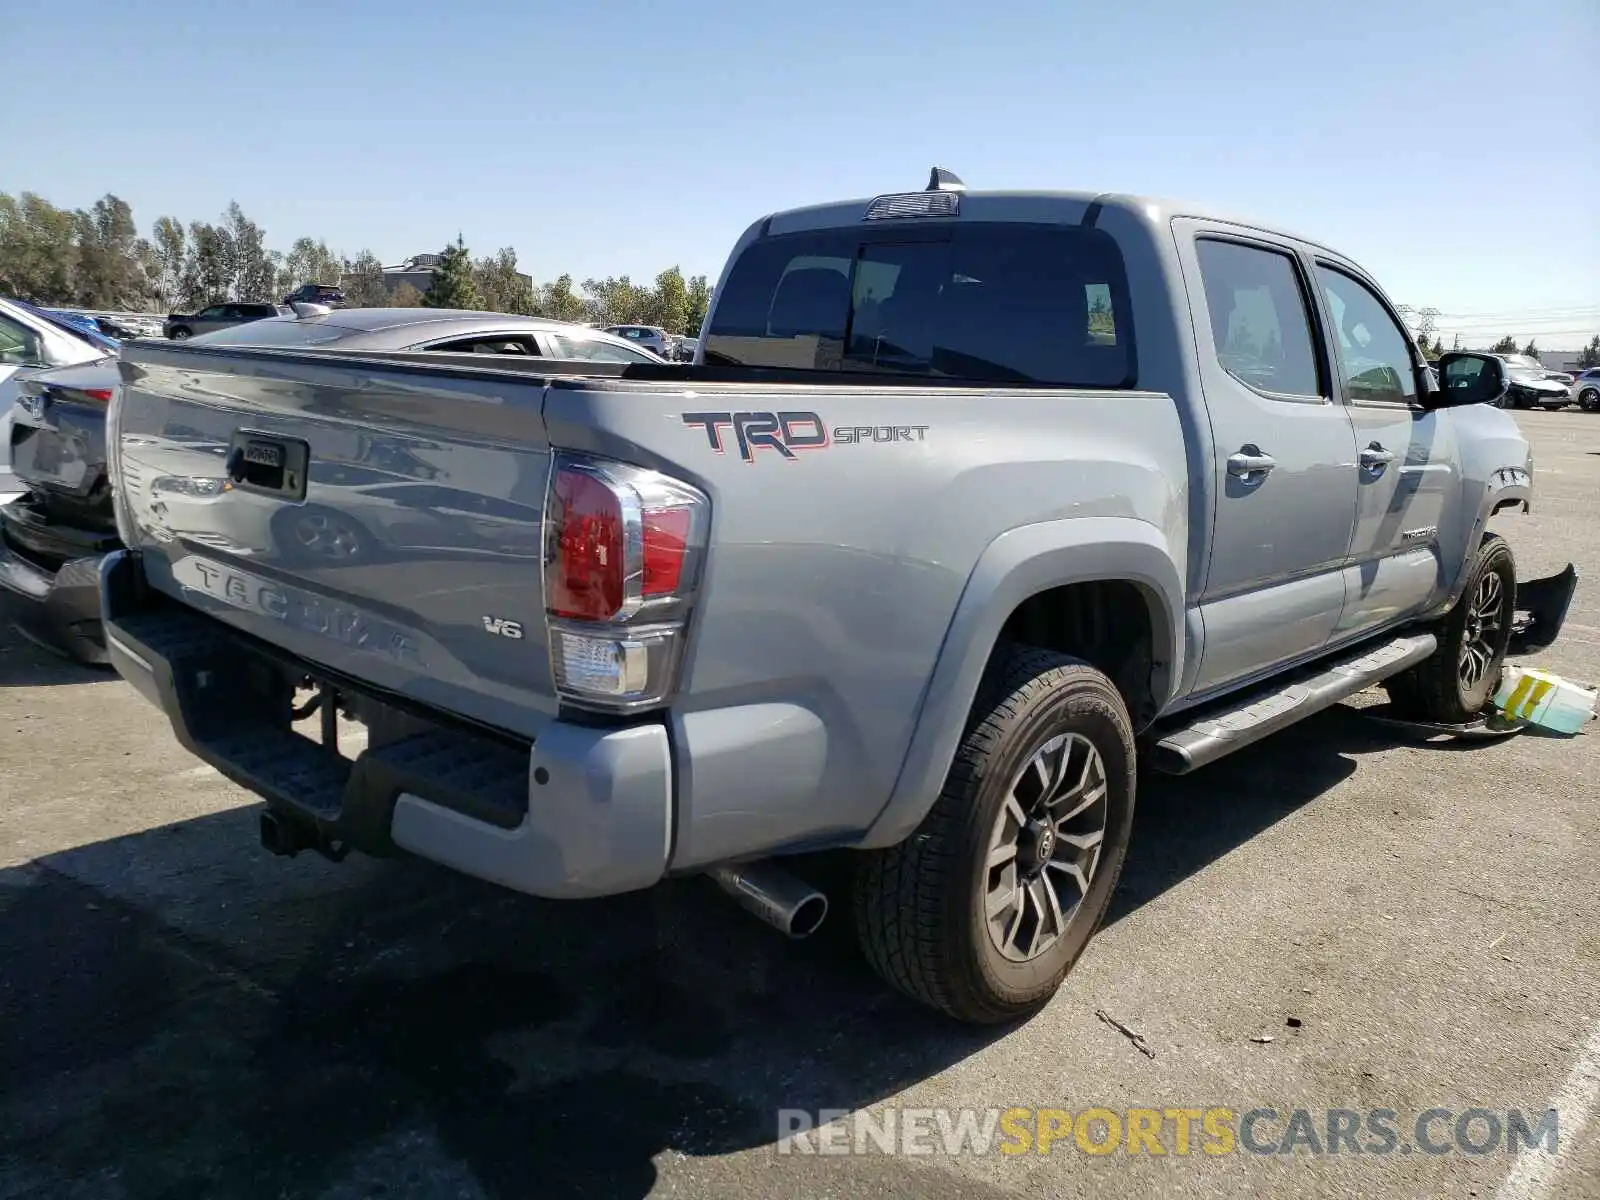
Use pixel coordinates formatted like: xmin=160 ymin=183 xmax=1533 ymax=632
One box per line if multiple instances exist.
xmin=423 ymin=334 xmax=541 ymax=356
xmin=1194 ymin=240 xmax=1322 ymax=398
xmin=550 ymin=334 xmax=654 ymax=363
xmin=703 ymin=224 xmax=1134 ymax=387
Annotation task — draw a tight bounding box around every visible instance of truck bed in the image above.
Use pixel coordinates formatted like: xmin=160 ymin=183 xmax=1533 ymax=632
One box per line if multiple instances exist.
xmin=113 ymin=339 xmax=1186 ymax=865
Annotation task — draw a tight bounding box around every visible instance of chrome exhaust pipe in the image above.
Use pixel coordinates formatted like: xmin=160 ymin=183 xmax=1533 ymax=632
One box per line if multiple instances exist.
xmin=709 ymin=861 xmax=829 ymax=939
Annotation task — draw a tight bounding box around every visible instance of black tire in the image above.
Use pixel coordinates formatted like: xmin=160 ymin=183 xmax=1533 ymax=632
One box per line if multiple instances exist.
xmin=1386 ymin=534 xmax=1516 ymax=724
xmin=853 ymin=647 xmax=1136 ymax=1024
xmin=1579 ymin=388 xmax=1600 ymax=413
xmin=169 ymin=326 xmax=192 ymax=340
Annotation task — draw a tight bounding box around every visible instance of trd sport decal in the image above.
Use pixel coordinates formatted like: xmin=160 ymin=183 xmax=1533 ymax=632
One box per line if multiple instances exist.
xmin=682 ymin=411 xmax=929 ymax=462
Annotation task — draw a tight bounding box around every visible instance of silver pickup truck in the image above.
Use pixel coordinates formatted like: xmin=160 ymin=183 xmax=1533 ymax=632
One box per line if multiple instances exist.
xmin=98 ymin=171 xmax=1577 ymax=1023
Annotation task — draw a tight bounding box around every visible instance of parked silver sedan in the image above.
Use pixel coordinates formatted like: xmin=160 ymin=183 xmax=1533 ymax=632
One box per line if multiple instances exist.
xmin=189 ymin=308 xmax=669 ymax=363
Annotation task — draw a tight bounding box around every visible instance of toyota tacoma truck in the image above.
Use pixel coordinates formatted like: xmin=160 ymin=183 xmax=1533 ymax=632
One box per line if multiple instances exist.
xmin=97 ymin=170 xmax=1578 ymax=1023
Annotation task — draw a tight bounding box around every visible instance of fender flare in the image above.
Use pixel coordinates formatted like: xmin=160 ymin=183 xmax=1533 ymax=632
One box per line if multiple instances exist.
xmin=857 ymin=516 xmax=1185 ymax=849
xmin=1435 ymin=467 xmax=1532 ymax=615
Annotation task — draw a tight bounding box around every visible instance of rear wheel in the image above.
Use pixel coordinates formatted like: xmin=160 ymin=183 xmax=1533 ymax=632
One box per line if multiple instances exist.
xmin=1579 ymin=388 xmax=1600 ymax=413
xmin=1387 ymin=534 xmax=1516 ymax=724
xmin=854 ymin=647 xmax=1136 ymax=1024
xmin=169 ymin=326 xmax=192 ymax=340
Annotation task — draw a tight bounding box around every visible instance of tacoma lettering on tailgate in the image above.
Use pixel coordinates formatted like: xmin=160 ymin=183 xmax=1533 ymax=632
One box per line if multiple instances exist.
xmin=172 ymin=556 xmax=424 ymax=665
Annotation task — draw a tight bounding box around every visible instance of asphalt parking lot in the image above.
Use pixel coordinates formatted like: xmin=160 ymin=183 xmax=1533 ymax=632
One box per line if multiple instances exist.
xmin=2 ymin=410 xmax=1597 ymax=1200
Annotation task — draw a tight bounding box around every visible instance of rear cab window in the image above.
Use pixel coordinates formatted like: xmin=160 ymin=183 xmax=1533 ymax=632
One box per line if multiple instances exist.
xmin=1193 ymin=239 xmax=1324 ymax=399
xmin=703 ymin=222 xmax=1135 ymax=387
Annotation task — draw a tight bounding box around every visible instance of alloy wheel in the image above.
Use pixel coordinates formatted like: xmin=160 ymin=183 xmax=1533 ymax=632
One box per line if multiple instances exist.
xmin=1459 ymin=569 xmax=1505 ymax=691
xmin=983 ymin=732 xmax=1108 ymax=963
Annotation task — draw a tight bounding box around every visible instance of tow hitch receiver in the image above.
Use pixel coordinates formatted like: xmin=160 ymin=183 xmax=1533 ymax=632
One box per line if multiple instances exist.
xmin=1509 ymin=564 xmax=1579 ymax=655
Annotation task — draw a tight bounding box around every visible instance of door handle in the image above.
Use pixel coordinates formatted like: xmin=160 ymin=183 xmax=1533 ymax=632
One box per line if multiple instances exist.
xmin=1359 ymin=443 xmax=1397 ymax=471
xmin=1226 ymin=446 xmax=1276 ymax=478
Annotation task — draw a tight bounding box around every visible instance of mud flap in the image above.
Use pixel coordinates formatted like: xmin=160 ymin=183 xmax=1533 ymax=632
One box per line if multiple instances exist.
xmin=1509 ymin=563 xmax=1579 ymax=656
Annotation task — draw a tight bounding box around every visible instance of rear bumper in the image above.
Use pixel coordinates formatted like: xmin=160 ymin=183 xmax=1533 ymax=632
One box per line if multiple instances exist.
xmin=99 ymin=549 xmax=673 ymax=899
xmin=1509 ymin=563 xmax=1580 ymax=656
xmin=0 ymin=520 xmax=109 ymax=664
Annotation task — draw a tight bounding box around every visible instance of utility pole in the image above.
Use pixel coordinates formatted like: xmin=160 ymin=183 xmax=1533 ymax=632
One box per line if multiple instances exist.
xmin=1396 ymin=305 xmax=1441 ymax=342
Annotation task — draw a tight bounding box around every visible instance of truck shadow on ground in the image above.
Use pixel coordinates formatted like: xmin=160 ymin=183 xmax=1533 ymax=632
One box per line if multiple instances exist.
xmin=0 ymin=626 xmax=110 ymax=687
xmin=0 ymin=703 xmax=1512 ymax=1200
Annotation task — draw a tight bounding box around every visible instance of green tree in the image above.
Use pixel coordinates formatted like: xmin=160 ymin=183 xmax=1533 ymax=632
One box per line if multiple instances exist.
xmin=472 ymin=247 xmax=534 ymax=313
xmin=278 ymin=236 xmax=344 ymax=299
xmin=1577 ymin=335 xmax=1600 ymax=368
xmin=0 ymin=192 xmax=78 ymax=302
xmin=150 ymin=216 xmax=189 ymax=310
xmin=684 ymin=274 xmax=712 ymax=336
xmin=1489 ymin=335 xmax=1519 ymax=354
xmin=71 ymin=194 xmax=148 ymax=308
xmin=1521 ymin=338 xmax=1539 ymax=360
xmin=223 ymin=202 xmax=274 ymax=302
xmin=341 ymin=250 xmax=389 ymax=308
xmin=648 ymin=266 xmax=689 ymax=333
xmin=583 ymin=275 xmax=651 ymax=325
xmin=535 ymin=273 xmax=587 ymax=323
xmin=389 ymin=282 xmax=424 ymax=308
xmin=186 ymin=220 xmax=234 ymax=306
xmin=421 ymin=237 xmax=481 ymax=309
xmin=1431 ymin=335 xmax=1445 ymax=359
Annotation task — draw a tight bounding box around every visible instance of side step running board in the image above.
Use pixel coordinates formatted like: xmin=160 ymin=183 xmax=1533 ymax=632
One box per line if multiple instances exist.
xmin=1150 ymin=632 xmax=1438 ymax=774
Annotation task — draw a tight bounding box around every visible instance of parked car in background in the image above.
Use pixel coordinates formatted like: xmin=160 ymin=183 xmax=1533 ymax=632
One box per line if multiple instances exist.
xmin=1573 ymin=367 xmax=1600 ymax=412
xmin=37 ymin=308 xmax=120 ymax=350
xmin=1497 ymin=353 xmax=1574 ymax=387
xmin=602 ymin=324 xmax=672 ymax=357
xmin=87 ymin=313 xmax=148 ymax=341
xmin=13 ymin=302 xmax=120 ymax=356
xmin=1502 ymin=364 xmax=1572 ymax=410
xmin=185 ymin=308 xmax=672 ymax=363
xmin=164 ymin=302 xmax=289 ymax=340
xmin=0 ymin=298 xmax=113 ymax=501
xmin=282 ymin=283 xmax=346 ymax=307
xmin=0 ymin=359 xmax=122 ymax=659
xmin=0 ymin=308 xmax=665 ymax=661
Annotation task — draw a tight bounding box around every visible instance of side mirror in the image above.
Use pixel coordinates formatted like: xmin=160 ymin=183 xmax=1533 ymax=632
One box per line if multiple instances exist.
xmin=1427 ymin=352 xmax=1507 ymax=410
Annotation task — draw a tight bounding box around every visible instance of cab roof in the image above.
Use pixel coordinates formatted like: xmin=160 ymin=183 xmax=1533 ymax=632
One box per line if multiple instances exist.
xmin=761 ymin=187 xmax=1339 ymax=258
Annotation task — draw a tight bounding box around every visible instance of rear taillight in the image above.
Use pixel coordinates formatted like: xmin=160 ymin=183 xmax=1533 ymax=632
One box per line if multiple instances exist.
xmin=79 ymin=388 xmax=114 ymax=404
xmin=544 ymin=453 xmax=708 ymax=711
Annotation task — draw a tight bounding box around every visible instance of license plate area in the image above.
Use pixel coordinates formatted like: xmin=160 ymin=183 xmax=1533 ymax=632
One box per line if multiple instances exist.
xmin=227 ymin=431 xmax=309 ymax=501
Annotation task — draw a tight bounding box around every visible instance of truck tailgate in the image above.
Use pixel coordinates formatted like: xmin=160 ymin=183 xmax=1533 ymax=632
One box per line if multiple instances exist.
xmin=114 ymin=343 xmax=561 ymax=737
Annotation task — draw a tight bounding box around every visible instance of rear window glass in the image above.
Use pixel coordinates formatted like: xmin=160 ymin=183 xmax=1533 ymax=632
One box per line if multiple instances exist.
xmin=703 ymin=223 xmax=1134 ymax=387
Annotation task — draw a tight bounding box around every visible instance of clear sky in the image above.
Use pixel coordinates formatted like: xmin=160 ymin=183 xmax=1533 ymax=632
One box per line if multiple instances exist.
xmin=8 ymin=0 xmax=1598 ymax=347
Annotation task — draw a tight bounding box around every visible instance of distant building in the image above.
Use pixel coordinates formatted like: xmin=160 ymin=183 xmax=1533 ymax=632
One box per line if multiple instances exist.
xmin=367 ymin=253 xmax=532 ymax=302
xmin=1535 ymin=348 xmax=1587 ymax=374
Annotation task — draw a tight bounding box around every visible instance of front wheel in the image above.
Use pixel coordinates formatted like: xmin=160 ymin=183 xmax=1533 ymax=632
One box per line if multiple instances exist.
xmin=1386 ymin=534 xmax=1516 ymax=724
xmin=169 ymin=326 xmax=192 ymax=340
xmin=854 ymin=647 xmax=1136 ymax=1024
